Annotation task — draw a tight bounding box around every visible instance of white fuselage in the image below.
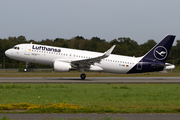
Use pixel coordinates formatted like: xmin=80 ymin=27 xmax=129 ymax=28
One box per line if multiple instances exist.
xmin=5 ymin=43 xmax=142 ymax=74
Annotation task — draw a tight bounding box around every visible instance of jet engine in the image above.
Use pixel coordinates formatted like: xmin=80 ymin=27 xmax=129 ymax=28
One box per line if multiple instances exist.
xmin=53 ymin=61 xmax=71 ymax=72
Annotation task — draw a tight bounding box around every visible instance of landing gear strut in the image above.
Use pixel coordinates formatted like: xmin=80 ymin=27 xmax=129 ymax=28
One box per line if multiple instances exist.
xmin=24 ymin=62 xmax=29 ymax=72
xmin=80 ymin=73 xmax=86 ymax=80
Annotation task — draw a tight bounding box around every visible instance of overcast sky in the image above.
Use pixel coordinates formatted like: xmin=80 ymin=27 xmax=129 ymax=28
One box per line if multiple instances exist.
xmin=0 ymin=0 xmax=180 ymax=44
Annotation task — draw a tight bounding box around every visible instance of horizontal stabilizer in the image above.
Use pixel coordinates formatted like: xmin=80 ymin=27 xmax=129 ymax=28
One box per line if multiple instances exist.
xmin=164 ymin=63 xmax=175 ymax=70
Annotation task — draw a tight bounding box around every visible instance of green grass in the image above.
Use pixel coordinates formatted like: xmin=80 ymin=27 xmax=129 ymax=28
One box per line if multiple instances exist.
xmin=0 ymin=83 xmax=180 ymax=113
xmin=0 ymin=116 xmax=124 ymax=120
xmin=0 ymin=116 xmax=10 ymax=120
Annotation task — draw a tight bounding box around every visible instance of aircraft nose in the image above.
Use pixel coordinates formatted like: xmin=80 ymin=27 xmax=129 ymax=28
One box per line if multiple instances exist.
xmin=5 ymin=49 xmax=11 ymax=57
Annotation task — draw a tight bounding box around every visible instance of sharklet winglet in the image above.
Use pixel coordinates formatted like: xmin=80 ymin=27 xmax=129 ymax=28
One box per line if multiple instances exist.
xmin=103 ymin=45 xmax=116 ymax=57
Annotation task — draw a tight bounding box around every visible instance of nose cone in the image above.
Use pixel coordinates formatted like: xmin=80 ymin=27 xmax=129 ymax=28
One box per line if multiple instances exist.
xmin=5 ymin=49 xmax=11 ymax=57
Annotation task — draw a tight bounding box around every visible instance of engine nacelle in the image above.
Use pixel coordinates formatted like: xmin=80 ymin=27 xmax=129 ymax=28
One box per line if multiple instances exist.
xmin=53 ymin=61 xmax=71 ymax=72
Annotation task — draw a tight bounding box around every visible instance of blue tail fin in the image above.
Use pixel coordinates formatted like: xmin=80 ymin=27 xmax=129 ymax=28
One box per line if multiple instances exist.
xmin=142 ymin=35 xmax=175 ymax=63
xmin=127 ymin=35 xmax=175 ymax=74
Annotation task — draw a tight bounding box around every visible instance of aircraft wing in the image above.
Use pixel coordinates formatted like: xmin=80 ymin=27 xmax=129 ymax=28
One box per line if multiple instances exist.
xmin=71 ymin=45 xmax=116 ymax=67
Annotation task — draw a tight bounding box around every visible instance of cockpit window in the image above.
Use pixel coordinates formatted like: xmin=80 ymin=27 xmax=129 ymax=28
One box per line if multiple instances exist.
xmin=13 ymin=46 xmax=20 ymax=50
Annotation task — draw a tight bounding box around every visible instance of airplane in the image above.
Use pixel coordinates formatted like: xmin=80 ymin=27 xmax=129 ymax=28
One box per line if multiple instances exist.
xmin=5 ymin=35 xmax=175 ymax=80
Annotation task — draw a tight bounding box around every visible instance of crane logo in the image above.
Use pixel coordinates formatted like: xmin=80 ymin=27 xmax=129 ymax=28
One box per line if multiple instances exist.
xmin=154 ymin=46 xmax=167 ymax=60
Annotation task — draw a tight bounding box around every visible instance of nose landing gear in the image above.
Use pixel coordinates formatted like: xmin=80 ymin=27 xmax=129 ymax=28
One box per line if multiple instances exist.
xmin=24 ymin=62 xmax=29 ymax=72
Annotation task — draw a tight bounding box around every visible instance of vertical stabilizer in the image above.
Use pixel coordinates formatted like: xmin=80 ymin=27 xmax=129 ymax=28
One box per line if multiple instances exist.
xmin=142 ymin=35 xmax=175 ymax=63
xmin=127 ymin=35 xmax=175 ymax=74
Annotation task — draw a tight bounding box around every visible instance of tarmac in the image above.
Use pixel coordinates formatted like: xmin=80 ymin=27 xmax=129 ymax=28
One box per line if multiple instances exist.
xmin=0 ymin=77 xmax=180 ymax=83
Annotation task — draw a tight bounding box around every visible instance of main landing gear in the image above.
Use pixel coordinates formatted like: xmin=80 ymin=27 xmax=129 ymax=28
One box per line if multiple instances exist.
xmin=79 ymin=68 xmax=86 ymax=80
xmin=80 ymin=73 xmax=86 ymax=80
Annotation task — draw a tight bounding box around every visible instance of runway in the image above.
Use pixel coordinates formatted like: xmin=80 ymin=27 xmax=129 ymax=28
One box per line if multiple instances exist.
xmin=0 ymin=77 xmax=180 ymax=83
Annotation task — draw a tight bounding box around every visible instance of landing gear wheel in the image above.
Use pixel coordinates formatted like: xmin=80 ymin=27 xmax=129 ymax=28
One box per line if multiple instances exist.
xmin=80 ymin=73 xmax=86 ymax=80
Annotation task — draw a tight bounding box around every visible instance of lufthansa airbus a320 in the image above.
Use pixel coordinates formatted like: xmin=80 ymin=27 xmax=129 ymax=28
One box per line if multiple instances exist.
xmin=5 ymin=35 xmax=175 ymax=80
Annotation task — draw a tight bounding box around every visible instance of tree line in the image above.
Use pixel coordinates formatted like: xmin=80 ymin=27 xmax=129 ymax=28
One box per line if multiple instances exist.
xmin=0 ymin=35 xmax=180 ymax=69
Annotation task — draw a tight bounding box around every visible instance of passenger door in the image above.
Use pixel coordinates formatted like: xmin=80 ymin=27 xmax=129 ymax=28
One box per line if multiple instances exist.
xmin=24 ymin=45 xmax=31 ymax=55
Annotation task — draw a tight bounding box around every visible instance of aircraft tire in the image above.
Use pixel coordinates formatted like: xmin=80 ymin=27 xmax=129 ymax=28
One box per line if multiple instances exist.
xmin=80 ymin=73 xmax=86 ymax=80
